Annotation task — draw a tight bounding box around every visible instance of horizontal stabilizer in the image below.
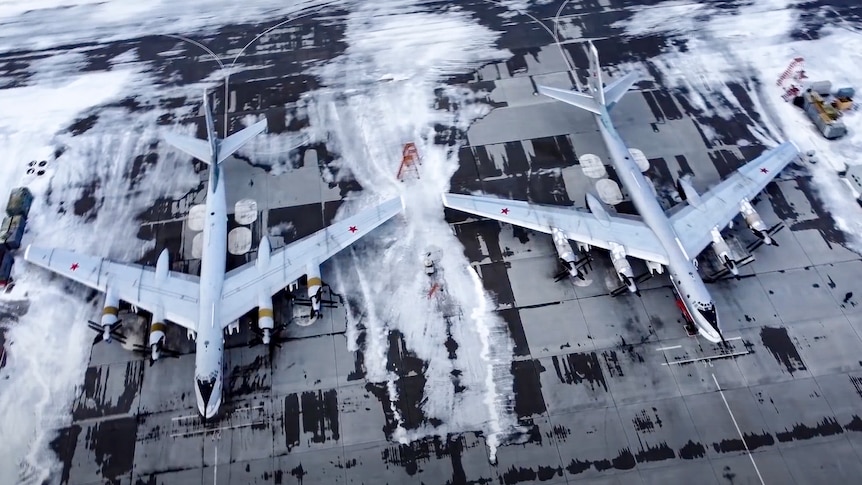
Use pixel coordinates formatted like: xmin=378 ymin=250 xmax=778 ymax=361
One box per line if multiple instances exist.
xmin=217 ymin=119 xmax=268 ymax=164
xmin=603 ymin=71 xmax=640 ymax=110
xmin=163 ymin=132 xmax=212 ymax=164
xmin=537 ymin=85 xmax=602 ymax=115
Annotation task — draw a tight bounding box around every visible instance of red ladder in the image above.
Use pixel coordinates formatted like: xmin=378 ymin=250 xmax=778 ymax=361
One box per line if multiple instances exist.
xmin=396 ymin=142 xmax=421 ymax=181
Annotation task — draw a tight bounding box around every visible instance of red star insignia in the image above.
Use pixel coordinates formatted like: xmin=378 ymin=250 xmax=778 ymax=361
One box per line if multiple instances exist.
xmin=760 ymin=167 xmax=769 ymax=174
xmin=501 ymin=208 xmax=510 ymax=215
xmin=70 ymin=263 xmax=79 ymax=271
xmin=349 ymin=226 xmax=358 ymax=233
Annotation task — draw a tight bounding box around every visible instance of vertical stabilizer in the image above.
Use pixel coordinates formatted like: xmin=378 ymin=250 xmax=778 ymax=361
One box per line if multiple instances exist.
xmin=202 ymin=90 xmax=219 ymax=162
xmin=537 ymin=40 xmax=639 ymax=113
xmin=586 ymin=41 xmax=605 ymax=106
xmin=163 ymin=90 xmax=268 ymax=165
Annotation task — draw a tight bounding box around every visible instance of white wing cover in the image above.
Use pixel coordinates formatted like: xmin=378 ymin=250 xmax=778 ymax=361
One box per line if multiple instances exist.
xmin=219 ymin=196 xmax=403 ymax=325
xmin=24 ymin=246 xmax=200 ymax=331
xmin=443 ymin=193 xmax=669 ymax=265
xmin=671 ymin=141 xmax=800 ymax=256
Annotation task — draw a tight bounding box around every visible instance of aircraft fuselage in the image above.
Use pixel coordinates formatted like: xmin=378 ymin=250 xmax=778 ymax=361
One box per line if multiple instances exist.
xmin=594 ymin=109 xmax=723 ymax=342
xmin=193 ymin=161 xmax=227 ymax=419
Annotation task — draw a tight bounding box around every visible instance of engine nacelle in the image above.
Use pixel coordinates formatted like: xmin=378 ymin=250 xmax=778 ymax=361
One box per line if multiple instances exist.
xmin=155 ymin=249 xmax=170 ymax=282
xmin=148 ymin=308 xmax=167 ymax=361
xmin=306 ymin=261 xmax=323 ymax=322
xmin=710 ymin=227 xmax=738 ymax=276
xmin=740 ymin=198 xmax=772 ymax=245
xmin=258 ymin=292 xmax=274 ymax=344
xmin=256 ymin=236 xmax=271 ymax=271
xmin=101 ymin=288 xmax=120 ymax=328
xmin=551 ymin=227 xmax=582 ymax=279
xmin=609 ymin=243 xmax=637 ymax=294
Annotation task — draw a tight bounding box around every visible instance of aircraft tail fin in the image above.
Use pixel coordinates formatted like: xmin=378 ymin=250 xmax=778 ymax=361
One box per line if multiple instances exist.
xmin=536 ymin=40 xmax=639 ymax=114
xmin=217 ymin=118 xmax=268 ymax=164
xmin=163 ymin=89 xmax=268 ymax=165
xmin=602 ymin=70 xmax=640 ymax=110
xmin=536 ymin=85 xmax=603 ymax=114
xmin=163 ymin=131 xmax=212 ymax=164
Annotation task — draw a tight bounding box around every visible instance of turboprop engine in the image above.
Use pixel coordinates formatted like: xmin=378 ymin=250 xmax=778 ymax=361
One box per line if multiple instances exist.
xmin=147 ymin=308 xmax=167 ymax=362
xmin=255 ymin=236 xmax=276 ymax=344
xmin=306 ymin=261 xmax=323 ymax=322
xmin=148 ymin=249 xmax=171 ymax=362
xmin=710 ymin=227 xmax=738 ymax=276
xmin=88 ymin=287 xmax=123 ymax=344
xmin=551 ymin=227 xmax=583 ymax=279
xmin=609 ymin=242 xmax=638 ymax=294
xmin=740 ymin=198 xmax=773 ymax=245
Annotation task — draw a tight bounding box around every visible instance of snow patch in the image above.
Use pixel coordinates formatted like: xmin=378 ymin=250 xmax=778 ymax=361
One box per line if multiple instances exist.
xmin=615 ymin=0 xmax=862 ymax=252
xmin=303 ymin=3 xmax=518 ymax=459
xmin=0 ymin=64 xmax=212 ymax=483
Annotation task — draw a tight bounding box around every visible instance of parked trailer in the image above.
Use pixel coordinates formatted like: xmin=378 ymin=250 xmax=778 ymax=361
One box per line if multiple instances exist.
xmin=0 ymin=248 xmax=12 ymax=287
xmin=803 ymin=91 xmax=847 ymax=139
xmin=5 ymin=187 xmax=33 ymax=218
xmin=0 ymin=215 xmax=25 ymax=250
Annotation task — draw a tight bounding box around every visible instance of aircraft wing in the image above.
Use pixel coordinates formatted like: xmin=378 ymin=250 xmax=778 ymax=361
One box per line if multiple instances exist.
xmin=670 ymin=141 xmax=800 ymax=257
xmin=443 ymin=193 xmax=669 ymax=264
xmin=24 ymin=246 xmax=200 ymax=331
xmin=219 ymin=196 xmax=403 ymax=326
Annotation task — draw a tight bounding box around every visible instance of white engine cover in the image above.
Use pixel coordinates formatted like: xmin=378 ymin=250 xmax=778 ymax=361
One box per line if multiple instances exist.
xmin=551 ymin=227 xmax=580 ymax=277
xmin=740 ymin=198 xmax=767 ymax=232
xmin=101 ymin=288 xmax=120 ymax=326
xmin=306 ymin=261 xmax=322 ymax=317
xmin=258 ymin=292 xmax=274 ymax=331
xmin=609 ymin=242 xmax=636 ymax=293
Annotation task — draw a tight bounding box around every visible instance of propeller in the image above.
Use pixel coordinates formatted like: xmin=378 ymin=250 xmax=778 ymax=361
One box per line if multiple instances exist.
xmin=130 ymin=342 xmax=181 ymax=367
xmin=87 ymin=320 xmax=125 ymax=345
xmin=248 ymin=324 xmax=289 ymax=361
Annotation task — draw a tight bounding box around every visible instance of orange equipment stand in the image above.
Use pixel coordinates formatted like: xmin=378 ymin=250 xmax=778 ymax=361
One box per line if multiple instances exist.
xmin=396 ymin=142 xmax=421 ymax=181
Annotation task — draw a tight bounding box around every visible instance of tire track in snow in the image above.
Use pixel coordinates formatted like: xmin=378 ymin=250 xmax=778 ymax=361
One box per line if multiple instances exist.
xmin=301 ymin=3 xmax=519 ymax=460
xmin=615 ymin=0 xmax=862 ymax=253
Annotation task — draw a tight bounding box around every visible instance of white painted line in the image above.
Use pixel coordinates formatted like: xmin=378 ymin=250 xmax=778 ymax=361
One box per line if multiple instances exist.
xmin=213 ymin=444 xmax=218 ymax=485
xmin=172 ymin=414 xmax=199 ymax=421
xmin=655 ymin=345 xmax=682 ymax=352
xmin=169 ymin=420 xmax=266 ymax=438
xmin=661 ymin=351 xmax=750 ymax=366
xmin=712 ymin=373 xmax=765 ymax=485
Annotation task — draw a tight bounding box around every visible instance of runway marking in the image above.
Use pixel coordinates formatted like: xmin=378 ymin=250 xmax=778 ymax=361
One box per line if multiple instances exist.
xmin=170 ymin=420 xmax=266 ymax=438
xmin=712 ymin=373 xmax=765 ymax=485
xmin=655 ymin=345 xmax=682 ymax=352
xmin=661 ymin=351 xmax=750 ymax=366
xmin=213 ymin=444 xmax=218 ymax=485
xmin=172 ymin=405 xmax=265 ymax=421
xmin=170 ymin=405 xmax=267 ymax=438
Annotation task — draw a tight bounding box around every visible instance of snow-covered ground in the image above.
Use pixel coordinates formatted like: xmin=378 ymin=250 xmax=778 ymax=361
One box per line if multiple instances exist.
xmin=6 ymin=0 xmax=857 ymax=480
xmin=301 ymin=3 xmax=522 ymax=460
xmin=614 ymin=0 xmax=862 ymax=252
xmin=0 ymin=66 xmax=206 ymax=483
xmin=0 ymin=0 xmax=532 ymax=479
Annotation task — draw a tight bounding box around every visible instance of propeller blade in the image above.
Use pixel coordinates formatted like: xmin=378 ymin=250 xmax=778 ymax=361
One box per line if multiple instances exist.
xmin=161 ymin=347 xmax=181 ymax=358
